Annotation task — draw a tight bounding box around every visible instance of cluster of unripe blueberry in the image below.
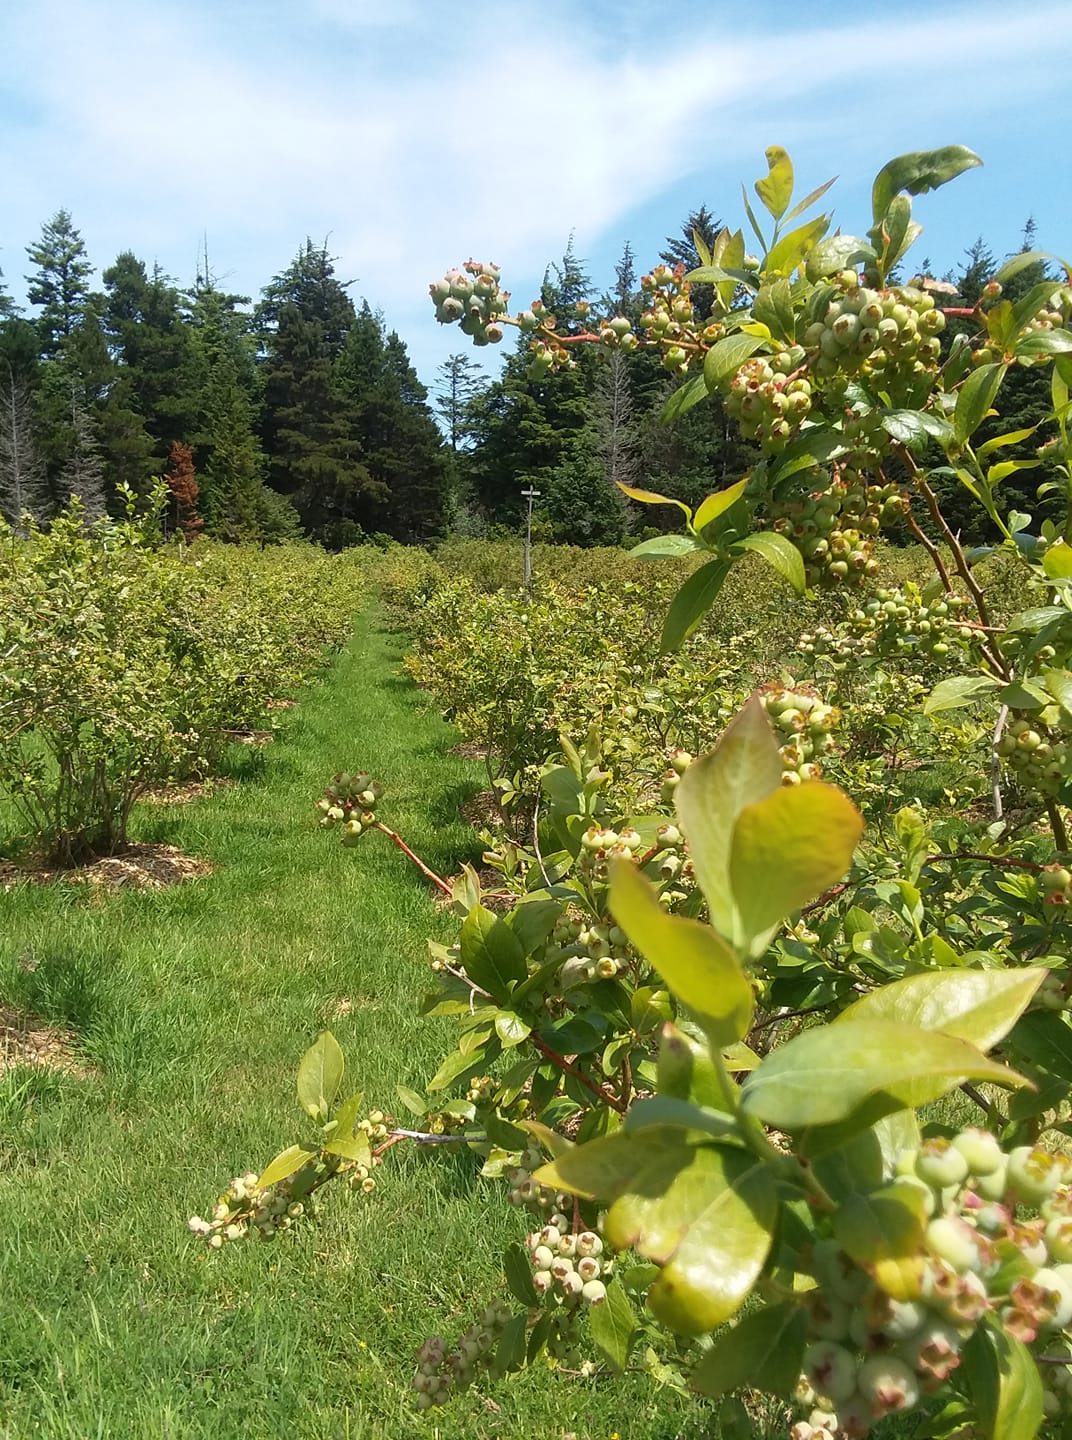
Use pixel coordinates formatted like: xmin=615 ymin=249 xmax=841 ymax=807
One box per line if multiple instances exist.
xmin=792 ymin=1131 xmax=1072 ymax=1438
xmin=429 ymin=259 xmax=509 ymax=347
xmin=799 ymin=588 xmax=976 ymax=665
xmin=315 ymin=770 xmax=384 ymax=846
xmin=188 ymin=1172 xmax=312 ymax=1247
xmin=724 ymin=349 xmax=813 ymax=453
xmin=758 ymin=684 xmax=839 ymax=780
xmin=803 ymin=277 xmax=946 ymax=403
xmin=973 ymin=282 xmax=1072 ymax=368
xmin=997 ymin=713 xmax=1072 ymax=800
xmin=547 ymin=909 xmax=633 ymax=987
xmin=526 ymin=1218 xmax=611 ymax=1310
xmin=507 ymin=1145 xmax=574 ymax=1213
xmin=411 ymin=1299 xmax=514 ymax=1409
xmin=576 ymin=820 xmax=646 ymax=887
xmin=767 ymin=473 xmax=887 ymax=589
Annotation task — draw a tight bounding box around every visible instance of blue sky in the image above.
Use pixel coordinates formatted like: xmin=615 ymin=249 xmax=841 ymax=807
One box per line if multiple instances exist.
xmin=1 ymin=0 xmax=1070 ymax=395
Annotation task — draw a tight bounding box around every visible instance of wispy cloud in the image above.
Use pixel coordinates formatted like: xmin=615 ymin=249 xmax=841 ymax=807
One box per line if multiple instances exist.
xmin=1 ymin=0 xmax=1069 ymax=382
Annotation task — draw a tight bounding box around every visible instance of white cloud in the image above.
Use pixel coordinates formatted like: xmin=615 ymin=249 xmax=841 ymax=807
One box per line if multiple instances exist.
xmin=1 ymin=0 xmax=1069 ymax=383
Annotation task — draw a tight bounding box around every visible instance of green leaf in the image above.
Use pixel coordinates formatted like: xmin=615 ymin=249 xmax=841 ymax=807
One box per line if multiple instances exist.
xmin=296 ymin=1031 xmax=345 ymax=1123
xmin=258 ymin=1142 xmax=318 ymax=1189
xmin=675 ymin=696 xmax=783 ymax=943
xmin=617 ymin=481 xmax=692 ymax=520
xmin=323 ymin=1133 xmax=372 ymax=1164
xmin=1006 ymin=1010 xmax=1072 ymax=1083
xmin=752 ymin=278 xmax=795 ymax=341
xmin=504 ymin=1240 xmax=539 ymax=1306
xmin=609 ymin=859 xmax=753 ymax=1047
xmin=729 ymin=782 xmax=863 ymax=958
xmin=754 ymin=145 xmax=794 ymax=221
xmin=507 ymin=898 xmax=561 ymax=959
xmin=977 ymin=424 xmax=1039 ymax=460
xmin=460 ymin=905 xmax=526 ymax=1001
xmin=764 ymin=215 xmax=829 ymax=279
xmin=629 ymin=534 xmax=704 ymax=558
xmin=1016 ymin=328 xmax=1072 ymax=358
xmin=871 ymin=146 xmax=982 ymax=224
xmin=731 ymin=530 xmax=805 ymax=594
xmin=994 ymin=248 xmax=1071 ymax=286
xmin=955 ymin=363 xmax=1007 ymax=444
xmin=493 ymin=1313 xmax=527 ymax=1377
xmin=783 ymin=175 xmax=837 ymax=225
xmin=1043 ymin=543 xmax=1072 ymax=580
xmin=426 ymin=1043 xmax=488 ymax=1092
xmin=660 ymin=558 xmax=731 ymax=653
xmin=704 ymin=333 xmax=767 ymax=393
xmin=331 ymin=1091 xmax=365 ymax=1139
xmin=395 ymin=1085 xmax=427 ymax=1117
xmin=923 ymin=673 xmax=1002 ymax=715
xmin=589 ymin=1275 xmax=637 ymax=1374
xmin=691 ymin=1302 xmax=807 ymax=1400
xmin=961 ymin=1319 xmax=1044 ymax=1440
xmin=660 ymin=373 xmax=710 ymax=424
xmin=692 ymin=477 xmax=750 ymax=535
xmin=837 ymin=968 xmax=1044 ymax=1053
xmin=834 ymin=1182 xmax=928 ymax=1269
xmin=494 ymin=1009 xmax=531 ymax=1047
xmin=881 ymin=408 xmax=955 ymax=449
xmin=740 ymin=1019 xmax=1029 ymax=1130
xmin=805 ymin=233 xmax=875 ymax=280
xmin=542 ymin=1131 xmax=776 ymax=1334
xmin=624 ymin=1095 xmax=738 ymax=1140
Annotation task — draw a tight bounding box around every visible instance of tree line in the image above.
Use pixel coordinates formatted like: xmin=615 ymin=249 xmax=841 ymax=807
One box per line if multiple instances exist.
xmin=0 ymin=216 xmax=448 ymax=545
xmin=0 ymin=209 xmax=1058 ymax=549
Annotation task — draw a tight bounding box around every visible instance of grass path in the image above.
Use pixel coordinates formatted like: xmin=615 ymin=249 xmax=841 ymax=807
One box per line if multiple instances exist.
xmin=0 ymin=609 xmax=707 ymax=1440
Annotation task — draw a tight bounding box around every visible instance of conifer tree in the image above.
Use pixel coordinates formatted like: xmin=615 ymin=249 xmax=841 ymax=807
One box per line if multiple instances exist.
xmin=103 ymin=253 xmax=196 ymax=466
xmin=24 ymin=209 xmax=94 ymax=359
xmin=164 ymin=439 xmax=204 ymax=542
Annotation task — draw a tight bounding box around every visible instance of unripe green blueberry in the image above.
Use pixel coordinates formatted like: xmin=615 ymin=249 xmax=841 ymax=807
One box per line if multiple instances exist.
xmin=857 ymin=1354 xmax=920 ymax=1415
xmin=1031 ymin=1267 xmax=1072 ymax=1328
xmin=915 ymin=1138 xmax=970 ymax=1189
xmin=532 ymin=1244 xmax=554 ymax=1270
xmin=803 ymin=1341 xmax=858 ymax=1404
xmin=805 ymin=1290 xmax=851 ymax=1341
xmin=581 ymin=1278 xmax=607 ymax=1306
xmin=951 ymin=1127 xmax=1004 ymax=1177
xmin=925 ymin=1216 xmax=979 ymax=1274
xmin=1007 ymin=1146 xmax=1065 ymax=1203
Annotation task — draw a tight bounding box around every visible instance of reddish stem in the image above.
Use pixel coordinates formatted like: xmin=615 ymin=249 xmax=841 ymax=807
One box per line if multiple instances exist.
xmin=531 ymin=1035 xmax=626 ymax=1114
xmin=373 ymin=821 xmax=453 ymax=896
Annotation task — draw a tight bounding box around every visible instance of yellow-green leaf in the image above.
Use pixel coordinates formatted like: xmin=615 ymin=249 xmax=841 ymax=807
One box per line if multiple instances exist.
xmin=258 ymin=1143 xmax=318 ymax=1190
xmin=675 ymin=697 xmax=783 ymax=944
xmin=740 ymin=1019 xmax=1029 ymax=1130
xmin=837 ymin=968 xmax=1044 ymax=1053
xmin=609 ymin=859 xmax=753 ymax=1046
xmin=692 ymin=477 xmax=749 ymax=534
xmin=729 ymin=782 xmax=863 ymax=956
xmin=754 ymin=145 xmax=794 ymax=221
xmin=297 ymin=1031 xmax=345 ymax=1123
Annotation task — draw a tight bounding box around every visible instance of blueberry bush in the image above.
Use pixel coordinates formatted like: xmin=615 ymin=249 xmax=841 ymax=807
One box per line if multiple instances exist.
xmin=195 ymin=146 xmax=1072 ymax=1438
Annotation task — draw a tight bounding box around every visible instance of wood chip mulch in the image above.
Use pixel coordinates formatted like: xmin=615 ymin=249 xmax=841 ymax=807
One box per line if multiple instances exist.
xmin=0 ymin=1005 xmax=92 ymax=1078
xmin=0 ymin=842 xmax=213 ymax=893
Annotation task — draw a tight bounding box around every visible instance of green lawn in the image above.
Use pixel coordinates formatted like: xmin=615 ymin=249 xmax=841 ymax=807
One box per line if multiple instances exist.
xmin=0 ymin=610 xmax=712 ymax=1440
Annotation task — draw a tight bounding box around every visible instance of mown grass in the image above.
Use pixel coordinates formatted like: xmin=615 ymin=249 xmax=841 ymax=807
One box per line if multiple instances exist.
xmin=0 ymin=609 xmax=715 ymax=1440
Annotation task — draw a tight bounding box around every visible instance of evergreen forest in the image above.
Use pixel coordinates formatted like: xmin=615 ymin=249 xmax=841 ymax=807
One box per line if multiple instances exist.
xmin=0 ymin=209 xmax=1060 ymax=549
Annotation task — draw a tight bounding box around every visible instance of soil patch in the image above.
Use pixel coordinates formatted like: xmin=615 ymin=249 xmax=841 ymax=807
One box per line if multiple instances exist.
xmin=450 ymin=740 xmax=491 ymax=761
xmin=460 ymin=788 xmax=508 ymax=831
xmin=0 ymin=842 xmax=214 ymax=893
xmin=139 ymin=778 xmax=230 ymax=806
xmin=0 ymin=1006 xmax=92 ymax=1078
